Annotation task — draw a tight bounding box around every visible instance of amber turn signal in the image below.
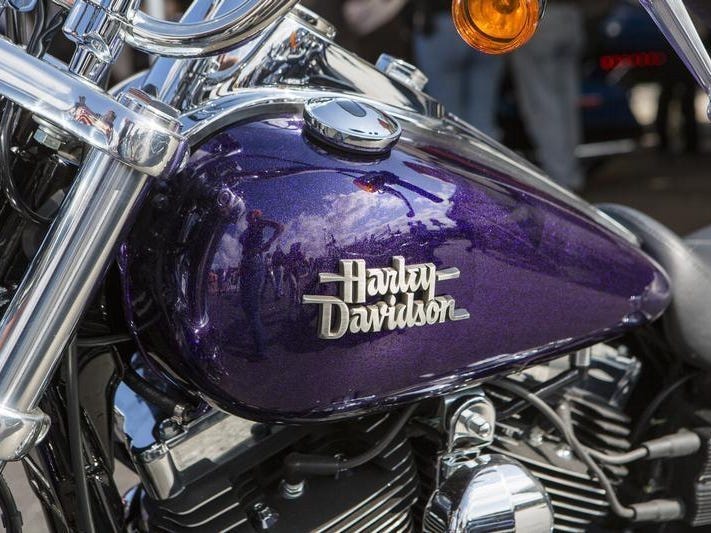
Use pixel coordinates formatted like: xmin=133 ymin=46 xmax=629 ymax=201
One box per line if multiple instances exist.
xmin=452 ymin=0 xmax=543 ymax=54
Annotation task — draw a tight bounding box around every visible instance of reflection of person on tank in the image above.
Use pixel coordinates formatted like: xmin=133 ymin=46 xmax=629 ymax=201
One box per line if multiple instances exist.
xmin=262 ymin=253 xmax=277 ymax=299
xmin=285 ymin=242 xmax=307 ymax=306
xmin=239 ymin=209 xmax=284 ymax=358
xmin=272 ymin=245 xmax=286 ymax=300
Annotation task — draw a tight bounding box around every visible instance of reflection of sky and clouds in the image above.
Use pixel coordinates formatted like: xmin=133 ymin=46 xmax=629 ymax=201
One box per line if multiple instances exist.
xmin=212 ymin=187 xmax=456 ymax=269
xmin=192 ymin=116 xmax=659 ymax=297
xmin=192 ymin=119 xmax=459 ymax=270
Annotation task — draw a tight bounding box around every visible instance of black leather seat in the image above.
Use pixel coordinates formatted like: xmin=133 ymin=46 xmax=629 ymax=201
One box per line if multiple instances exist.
xmin=686 ymin=224 xmax=711 ymax=266
xmin=599 ymin=204 xmax=711 ymax=368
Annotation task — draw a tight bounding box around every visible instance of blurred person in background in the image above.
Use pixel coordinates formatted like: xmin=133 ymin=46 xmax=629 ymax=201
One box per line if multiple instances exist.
xmin=303 ymin=0 xmax=413 ymax=62
xmin=510 ymin=0 xmax=586 ymax=192
xmin=656 ymin=54 xmax=700 ymax=154
xmin=655 ymin=17 xmax=707 ymax=155
xmin=412 ymin=0 xmax=505 ymax=139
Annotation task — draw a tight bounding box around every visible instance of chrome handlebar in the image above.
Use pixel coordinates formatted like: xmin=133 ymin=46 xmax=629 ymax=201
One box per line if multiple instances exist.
xmin=55 ymin=0 xmax=299 ymax=59
xmin=126 ymin=0 xmax=300 ymax=57
xmin=0 ymin=38 xmax=187 ymax=177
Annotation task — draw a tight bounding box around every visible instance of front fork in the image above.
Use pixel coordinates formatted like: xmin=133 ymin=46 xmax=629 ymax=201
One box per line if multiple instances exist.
xmin=0 ymin=62 xmax=187 ymax=461
xmin=0 ymin=149 xmax=151 ymax=462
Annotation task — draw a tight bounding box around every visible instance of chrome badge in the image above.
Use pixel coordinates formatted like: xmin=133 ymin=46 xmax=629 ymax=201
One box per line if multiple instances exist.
xmin=303 ymin=257 xmax=470 ymax=340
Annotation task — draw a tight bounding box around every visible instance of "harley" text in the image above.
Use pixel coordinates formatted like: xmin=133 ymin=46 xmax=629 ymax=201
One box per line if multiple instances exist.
xmin=303 ymin=257 xmax=470 ymax=340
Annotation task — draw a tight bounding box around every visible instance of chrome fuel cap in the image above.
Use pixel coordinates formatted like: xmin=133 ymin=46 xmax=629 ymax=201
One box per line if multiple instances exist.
xmin=303 ymin=97 xmax=401 ymax=155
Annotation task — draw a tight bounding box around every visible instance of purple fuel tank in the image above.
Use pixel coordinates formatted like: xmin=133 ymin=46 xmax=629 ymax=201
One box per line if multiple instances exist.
xmin=121 ymin=110 xmax=671 ymax=422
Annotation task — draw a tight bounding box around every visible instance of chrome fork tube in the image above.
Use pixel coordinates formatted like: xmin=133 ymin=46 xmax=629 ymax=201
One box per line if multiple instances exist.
xmin=0 ymin=150 xmax=150 ymax=461
xmin=640 ymin=0 xmax=711 ymax=116
xmin=0 ymin=151 xmax=148 ymax=410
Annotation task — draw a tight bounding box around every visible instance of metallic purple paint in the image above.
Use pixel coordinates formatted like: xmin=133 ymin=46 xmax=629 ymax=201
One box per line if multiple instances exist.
xmin=121 ymin=114 xmax=671 ymax=421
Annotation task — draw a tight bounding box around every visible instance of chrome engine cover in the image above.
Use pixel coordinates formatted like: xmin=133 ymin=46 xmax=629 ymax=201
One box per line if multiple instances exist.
xmin=424 ymin=454 xmax=554 ymax=533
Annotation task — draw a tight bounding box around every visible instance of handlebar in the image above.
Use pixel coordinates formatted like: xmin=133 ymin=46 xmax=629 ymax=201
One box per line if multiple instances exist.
xmin=641 ymin=0 xmax=711 ymax=115
xmin=55 ymin=0 xmax=299 ymax=58
xmin=127 ymin=0 xmax=299 ymax=57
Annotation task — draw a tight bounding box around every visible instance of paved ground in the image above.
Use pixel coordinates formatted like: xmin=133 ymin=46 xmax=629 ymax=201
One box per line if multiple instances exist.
xmin=584 ymin=147 xmax=711 ymax=235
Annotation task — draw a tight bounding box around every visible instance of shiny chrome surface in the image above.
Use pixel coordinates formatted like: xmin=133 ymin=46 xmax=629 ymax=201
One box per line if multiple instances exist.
xmin=291 ymin=4 xmax=337 ymax=40
xmin=125 ymin=0 xmax=297 ymax=57
xmin=63 ymin=0 xmax=141 ymax=82
xmin=139 ymin=0 xmax=252 ymax=107
xmin=426 ymin=454 xmax=554 ymax=533
xmin=0 ymin=150 xmax=151 ymax=460
xmin=0 ymin=405 xmax=50 ymax=462
xmin=0 ymin=39 xmax=187 ymax=176
xmin=640 ymin=0 xmax=711 ymax=117
xmin=131 ymin=410 xmax=256 ymax=500
xmin=53 ymin=0 xmax=298 ymax=58
xmin=0 ymin=89 xmax=183 ymax=460
xmin=376 ymin=54 xmax=429 ymax=91
xmin=303 ymin=97 xmax=402 ymax=154
xmin=209 ymin=11 xmax=444 ymax=119
xmin=447 ymin=395 xmax=496 ymax=451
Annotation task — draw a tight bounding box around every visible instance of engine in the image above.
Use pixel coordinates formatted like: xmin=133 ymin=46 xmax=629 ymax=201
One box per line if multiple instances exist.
xmin=116 ymin=343 xmax=711 ymax=532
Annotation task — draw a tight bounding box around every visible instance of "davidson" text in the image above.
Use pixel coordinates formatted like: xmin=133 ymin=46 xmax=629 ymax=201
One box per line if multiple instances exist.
xmin=303 ymin=257 xmax=470 ymax=340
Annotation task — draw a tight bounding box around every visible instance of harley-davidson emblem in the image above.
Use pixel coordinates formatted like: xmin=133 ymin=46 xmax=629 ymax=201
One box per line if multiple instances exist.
xmin=303 ymin=257 xmax=470 ymax=340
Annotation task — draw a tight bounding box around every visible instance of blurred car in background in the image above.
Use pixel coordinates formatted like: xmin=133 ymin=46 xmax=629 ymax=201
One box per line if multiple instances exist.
xmin=500 ymin=0 xmax=672 ymax=164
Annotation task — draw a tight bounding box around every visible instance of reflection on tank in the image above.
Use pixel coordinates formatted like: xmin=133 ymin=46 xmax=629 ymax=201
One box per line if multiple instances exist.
xmin=123 ymin=113 xmax=669 ymax=417
xmin=210 ymin=209 xmax=284 ymax=358
xmin=353 ymin=171 xmax=444 ymax=218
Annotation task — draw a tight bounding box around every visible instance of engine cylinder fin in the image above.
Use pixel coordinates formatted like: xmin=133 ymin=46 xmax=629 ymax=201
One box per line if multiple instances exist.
xmin=548 ymin=498 xmax=609 ymax=517
xmin=564 ymin=388 xmax=631 ymax=424
xmin=422 ymin=511 xmax=447 ymax=533
xmin=312 ymin=469 xmax=418 ymax=532
xmin=544 ymin=486 xmax=609 ymax=507
xmin=527 ymin=469 xmax=607 ymax=495
xmin=487 ymin=379 xmax=634 ymax=533
xmin=553 ymin=512 xmax=594 ymax=525
xmin=141 ymin=421 xmax=419 ymax=533
xmin=553 ymin=522 xmax=587 ymax=533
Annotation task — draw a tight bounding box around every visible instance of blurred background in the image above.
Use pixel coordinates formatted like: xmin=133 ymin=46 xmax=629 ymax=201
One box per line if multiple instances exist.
xmin=299 ymin=0 xmax=711 ymax=235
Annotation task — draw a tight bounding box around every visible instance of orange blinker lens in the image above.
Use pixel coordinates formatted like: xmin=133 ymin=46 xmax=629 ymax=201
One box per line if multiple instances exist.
xmin=452 ymin=0 xmax=541 ymax=54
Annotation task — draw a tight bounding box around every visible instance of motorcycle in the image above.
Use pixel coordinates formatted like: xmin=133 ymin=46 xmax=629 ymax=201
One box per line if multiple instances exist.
xmin=0 ymin=0 xmax=708 ymax=531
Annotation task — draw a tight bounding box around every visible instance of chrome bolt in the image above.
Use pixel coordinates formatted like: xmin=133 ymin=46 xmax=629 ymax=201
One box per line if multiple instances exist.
xmin=465 ymin=412 xmax=492 ymax=437
xmin=556 ymin=444 xmax=573 ymax=460
xmin=280 ymin=479 xmax=305 ymax=500
xmin=158 ymin=418 xmax=181 ymax=440
xmin=251 ymin=502 xmax=279 ymax=530
xmin=34 ymin=127 xmax=64 ymax=151
xmin=32 ymin=116 xmax=72 ymax=151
